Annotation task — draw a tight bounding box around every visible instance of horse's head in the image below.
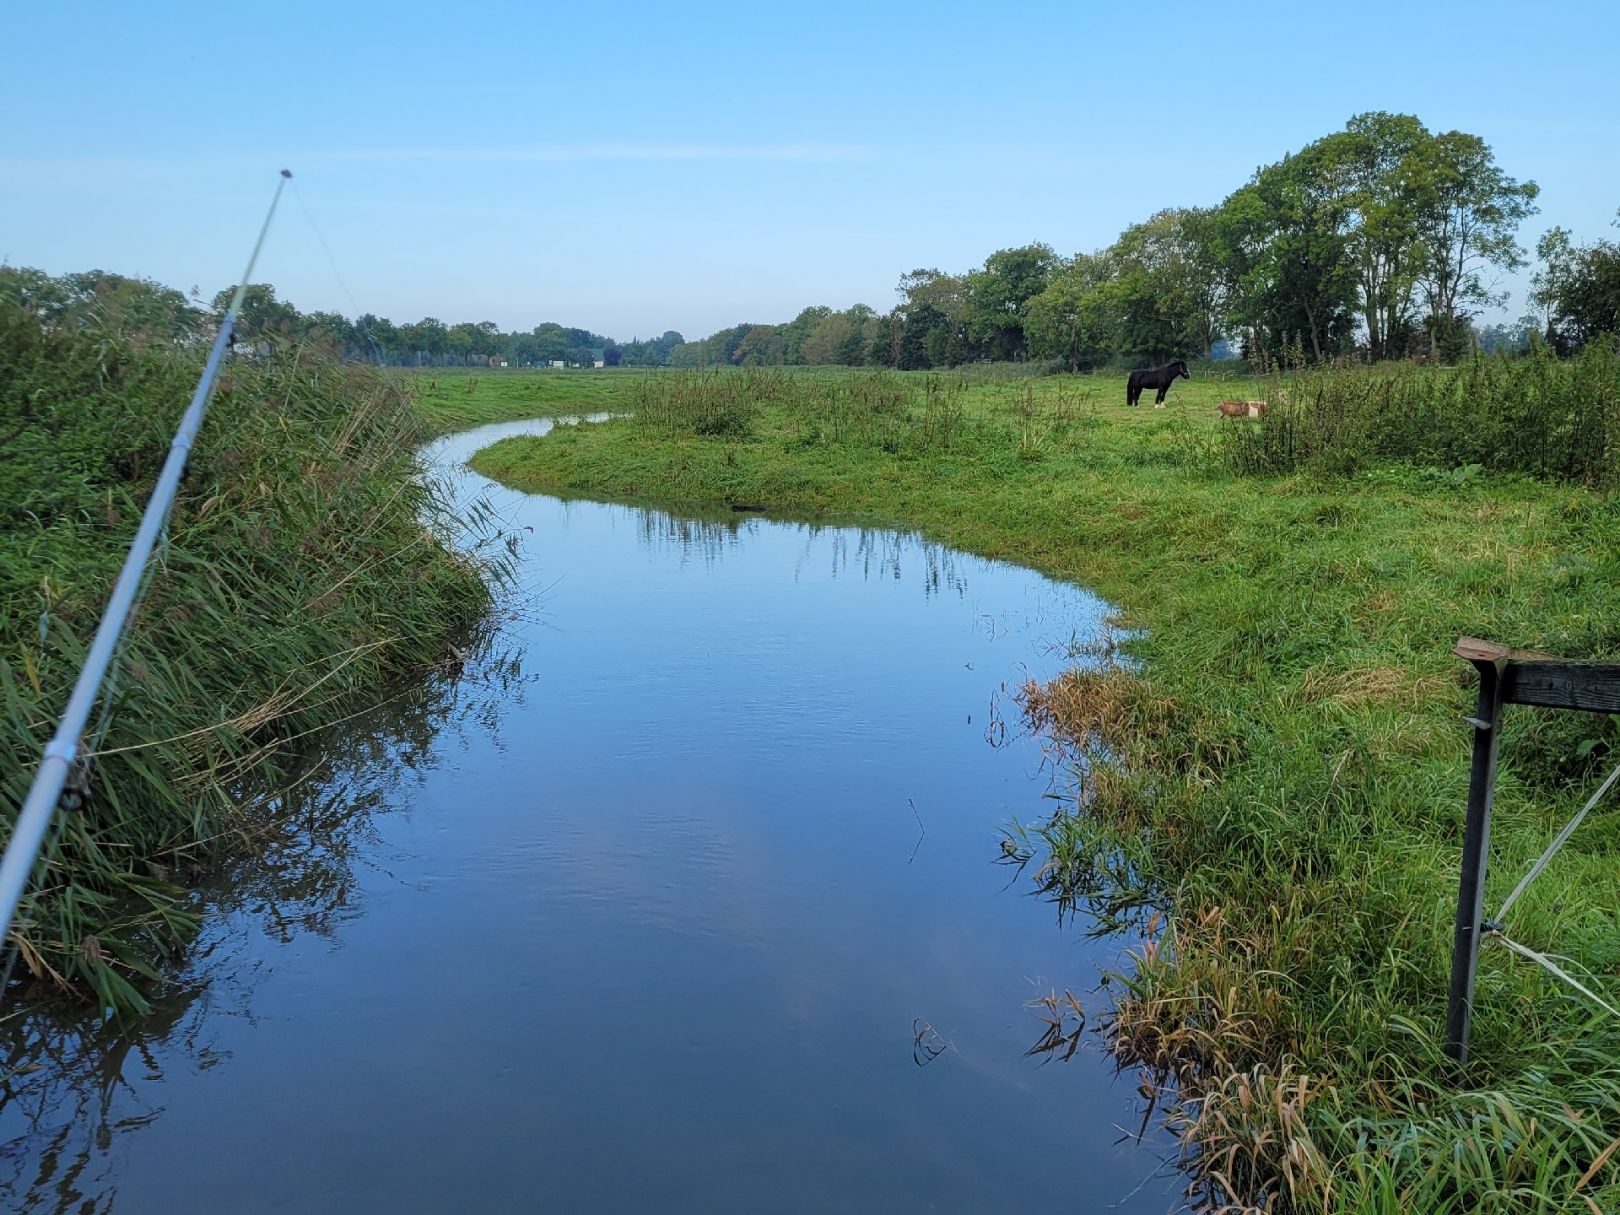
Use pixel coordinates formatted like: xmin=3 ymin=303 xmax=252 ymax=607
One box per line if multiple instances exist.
xmin=1176 ymin=361 xmax=1191 ymax=380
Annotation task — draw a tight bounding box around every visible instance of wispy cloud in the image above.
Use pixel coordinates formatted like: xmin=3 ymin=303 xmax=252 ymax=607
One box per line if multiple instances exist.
xmin=310 ymin=143 xmax=872 ymax=165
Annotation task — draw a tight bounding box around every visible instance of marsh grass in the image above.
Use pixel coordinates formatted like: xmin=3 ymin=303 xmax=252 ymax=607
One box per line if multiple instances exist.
xmin=465 ymin=362 xmax=1620 ymax=1211
xmin=1 ymin=305 xmax=508 ymax=1014
xmin=1224 ymin=344 xmax=1620 ymax=484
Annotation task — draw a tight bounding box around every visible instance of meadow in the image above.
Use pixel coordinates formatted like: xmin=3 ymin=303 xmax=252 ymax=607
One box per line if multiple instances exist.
xmin=449 ymin=358 xmax=1620 ymax=1213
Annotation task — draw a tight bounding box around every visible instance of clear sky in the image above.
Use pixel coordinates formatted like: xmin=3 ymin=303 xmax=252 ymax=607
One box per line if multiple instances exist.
xmin=4 ymin=0 xmax=1616 ymax=342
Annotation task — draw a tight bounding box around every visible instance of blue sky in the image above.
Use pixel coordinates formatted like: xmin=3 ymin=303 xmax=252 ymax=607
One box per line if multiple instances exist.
xmin=4 ymin=0 xmax=1616 ymax=341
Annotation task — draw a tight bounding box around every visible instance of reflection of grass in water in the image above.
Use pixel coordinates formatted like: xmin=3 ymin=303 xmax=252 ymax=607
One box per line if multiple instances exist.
xmin=0 ymin=632 xmax=527 ymax=1215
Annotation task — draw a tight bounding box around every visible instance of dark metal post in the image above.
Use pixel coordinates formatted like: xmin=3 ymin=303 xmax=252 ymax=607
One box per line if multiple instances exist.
xmin=1445 ymin=654 xmax=1505 ymax=1066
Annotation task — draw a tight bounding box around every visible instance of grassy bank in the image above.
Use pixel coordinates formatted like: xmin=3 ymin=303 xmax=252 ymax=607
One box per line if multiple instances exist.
xmin=465 ymin=364 xmax=1620 ymax=1212
xmin=408 ymin=366 xmax=636 ymax=429
xmin=1 ymin=308 xmax=507 ymax=1013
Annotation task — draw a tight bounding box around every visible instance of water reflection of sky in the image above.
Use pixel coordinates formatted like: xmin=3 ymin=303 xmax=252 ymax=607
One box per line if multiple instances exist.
xmin=0 ymin=419 xmax=1185 ymax=1215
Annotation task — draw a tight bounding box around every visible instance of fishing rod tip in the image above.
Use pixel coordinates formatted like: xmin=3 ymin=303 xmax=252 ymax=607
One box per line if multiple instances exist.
xmin=280 ymin=168 xmax=293 ymax=179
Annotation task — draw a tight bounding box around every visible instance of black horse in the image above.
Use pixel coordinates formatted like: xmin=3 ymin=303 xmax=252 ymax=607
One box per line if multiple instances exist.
xmin=1126 ymin=360 xmax=1190 ymax=406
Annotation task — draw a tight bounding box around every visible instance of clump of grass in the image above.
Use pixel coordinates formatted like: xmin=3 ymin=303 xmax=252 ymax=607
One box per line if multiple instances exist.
xmin=630 ymin=368 xmax=774 ymax=437
xmin=1021 ymin=660 xmax=1620 ymax=1213
xmin=1 ymin=302 xmax=506 ymax=1013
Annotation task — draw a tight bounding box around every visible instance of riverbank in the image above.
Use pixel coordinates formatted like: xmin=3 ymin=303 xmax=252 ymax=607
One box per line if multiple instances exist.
xmin=462 ymin=365 xmax=1620 ymax=1212
xmin=1 ymin=311 xmax=506 ymax=1014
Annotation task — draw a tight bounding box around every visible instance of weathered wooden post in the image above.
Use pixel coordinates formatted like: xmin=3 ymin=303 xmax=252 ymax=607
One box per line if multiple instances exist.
xmin=1446 ymin=640 xmax=1506 ymax=1066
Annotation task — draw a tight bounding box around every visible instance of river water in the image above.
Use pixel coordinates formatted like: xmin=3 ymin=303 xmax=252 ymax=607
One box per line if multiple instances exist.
xmin=0 ymin=419 xmax=1183 ymax=1213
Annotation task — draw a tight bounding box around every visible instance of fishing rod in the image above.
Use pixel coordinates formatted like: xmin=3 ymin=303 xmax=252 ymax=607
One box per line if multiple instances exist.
xmin=0 ymin=170 xmax=293 ymax=955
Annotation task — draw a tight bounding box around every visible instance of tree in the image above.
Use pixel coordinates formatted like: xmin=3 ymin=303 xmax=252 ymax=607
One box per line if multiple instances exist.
xmin=59 ymin=271 xmax=204 ymax=342
xmin=1475 ymin=317 xmax=1538 ymax=354
xmin=306 ymin=310 xmax=357 ymax=356
xmin=213 ymin=283 xmax=304 ymax=352
xmin=354 ymin=313 xmax=397 ymax=362
xmin=398 ymin=317 xmax=449 ymax=364
xmin=783 ymin=306 xmax=831 ymax=364
xmin=1214 ymin=147 xmax=1358 ymax=363
xmin=964 ymin=243 xmax=1057 ymax=361
xmin=865 ymin=311 xmax=900 ymax=367
xmin=1410 ymin=130 xmax=1539 ymax=359
xmin=895 ymin=270 xmax=967 ymax=369
xmin=800 ymin=311 xmax=854 ymax=365
xmin=733 ymin=324 xmax=787 ymax=366
xmin=1533 ymin=214 xmax=1620 ymax=351
xmin=1025 ymin=254 xmax=1118 ymax=370
xmin=1320 ymin=112 xmax=1430 ymax=359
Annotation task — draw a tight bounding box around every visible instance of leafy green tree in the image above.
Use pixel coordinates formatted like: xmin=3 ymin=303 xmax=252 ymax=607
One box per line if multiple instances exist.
xmin=800 ymin=311 xmax=854 ymax=365
xmin=398 ymin=317 xmax=449 ymax=364
xmin=865 ymin=311 xmax=899 ymax=367
xmin=733 ymin=323 xmax=787 ymax=365
xmin=1025 ymin=254 xmax=1118 ymax=370
xmin=1533 ymin=214 xmax=1620 ymax=351
xmin=354 ymin=313 xmax=397 ymax=362
xmin=1409 ymin=130 xmax=1539 ymax=358
xmin=964 ymin=244 xmax=1056 ymax=361
xmin=894 ymin=270 xmax=967 ymax=369
xmin=213 ymin=283 xmax=305 ymax=352
xmin=59 ymin=271 xmax=204 ymax=342
xmin=1214 ymin=146 xmax=1358 ymax=363
xmin=783 ymin=306 xmax=831 ymax=364
xmin=1321 ymin=112 xmax=1430 ymax=359
xmin=305 ymin=311 xmax=357 ymax=356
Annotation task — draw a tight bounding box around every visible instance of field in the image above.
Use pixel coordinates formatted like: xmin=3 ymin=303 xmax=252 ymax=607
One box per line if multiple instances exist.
xmin=439 ymin=361 xmax=1620 ymax=1213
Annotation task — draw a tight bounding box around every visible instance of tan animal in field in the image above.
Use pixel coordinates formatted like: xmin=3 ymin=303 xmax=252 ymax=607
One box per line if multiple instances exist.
xmin=1218 ymin=399 xmax=1268 ymax=418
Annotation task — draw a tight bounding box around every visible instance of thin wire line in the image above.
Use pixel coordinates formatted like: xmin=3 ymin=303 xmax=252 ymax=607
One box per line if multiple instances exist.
xmin=1489 ymin=930 xmax=1620 ymax=1019
xmin=1496 ymin=759 xmax=1620 ymax=923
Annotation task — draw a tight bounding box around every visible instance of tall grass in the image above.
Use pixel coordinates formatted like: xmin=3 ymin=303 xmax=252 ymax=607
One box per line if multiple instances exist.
xmin=630 ymin=366 xmax=983 ymax=454
xmin=1223 ymin=344 xmax=1620 ymax=484
xmin=1 ymin=303 xmax=505 ymax=1014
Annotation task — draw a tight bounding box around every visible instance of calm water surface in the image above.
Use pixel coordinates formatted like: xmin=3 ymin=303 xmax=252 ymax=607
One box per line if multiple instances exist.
xmin=0 ymin=419 xmax=1183 ymax=1213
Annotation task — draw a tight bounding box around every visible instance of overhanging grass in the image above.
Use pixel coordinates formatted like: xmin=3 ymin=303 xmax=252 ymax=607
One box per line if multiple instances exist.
xmin=465 ymin=366 xmax=1620 ymax=1212
xmin=1 ymin=307 xmax=507 ymax=1014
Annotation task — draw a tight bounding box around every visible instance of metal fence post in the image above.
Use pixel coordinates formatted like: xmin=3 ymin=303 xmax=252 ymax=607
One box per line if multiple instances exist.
xmin=1445 ymin=652 xmax=1505 ymax=1066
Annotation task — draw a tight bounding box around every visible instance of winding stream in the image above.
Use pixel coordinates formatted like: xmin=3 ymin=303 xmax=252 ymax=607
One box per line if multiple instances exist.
xmin=0 ymin=418 xmax=1182 ymax=1214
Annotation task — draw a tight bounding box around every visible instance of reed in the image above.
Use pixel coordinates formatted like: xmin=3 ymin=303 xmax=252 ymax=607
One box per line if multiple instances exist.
xmin=1222 ymin=343 xmax=1620 ymax=484
xmin=1 ymin=302 xmax=506 ymax=1013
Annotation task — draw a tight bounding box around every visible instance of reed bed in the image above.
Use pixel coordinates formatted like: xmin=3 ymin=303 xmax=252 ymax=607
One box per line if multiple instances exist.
xmin=1222 ymin=343 xmax=1620 ymax=485
xmin=1 ymin=302 xmax=505 ymax=1013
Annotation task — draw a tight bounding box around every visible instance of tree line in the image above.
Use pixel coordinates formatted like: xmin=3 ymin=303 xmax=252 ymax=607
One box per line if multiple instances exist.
xmin=4 ymin=111 xmax=1615 ymax=371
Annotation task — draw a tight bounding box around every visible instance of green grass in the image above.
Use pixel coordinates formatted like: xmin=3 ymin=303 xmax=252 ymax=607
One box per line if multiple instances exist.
xmin=408 ymin=366 xmax=638 ymax=430
xmin=462 ymin=364 xmax=1620 ymax=1213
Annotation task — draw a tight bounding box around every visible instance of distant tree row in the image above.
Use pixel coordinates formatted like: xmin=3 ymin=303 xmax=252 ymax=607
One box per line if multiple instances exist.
xmin=5 ymin=113 xmax=1615 ymax=372
xmin=0 ymin=267 xmax=676 ymax=369
xmin=696 ymin=112 xmax=1550 ymax=371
